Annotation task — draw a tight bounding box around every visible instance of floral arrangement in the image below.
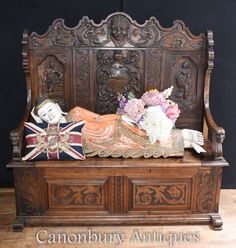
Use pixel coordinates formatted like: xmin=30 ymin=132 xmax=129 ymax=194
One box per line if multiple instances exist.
xmin=117 ymin=86 xmax=181 ymax=144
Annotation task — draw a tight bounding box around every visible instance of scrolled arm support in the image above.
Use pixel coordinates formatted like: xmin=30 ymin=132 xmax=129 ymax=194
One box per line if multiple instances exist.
xmin=205 ymin=109 xmax=225 ymax=160
xmin=204 ymin=30 xmax=225 ymax=160
xmin=10 ymin=110 xmax=31 ymax=160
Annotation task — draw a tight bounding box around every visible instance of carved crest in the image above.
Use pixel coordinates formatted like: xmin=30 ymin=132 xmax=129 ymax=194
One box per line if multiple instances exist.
xmin=29 ymin=12 xmax=205 ymax=49
xmin=95 ymin=49 xmax=143 ymax=114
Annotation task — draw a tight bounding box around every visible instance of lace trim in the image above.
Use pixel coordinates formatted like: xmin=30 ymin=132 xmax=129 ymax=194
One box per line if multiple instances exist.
xmin=83 ymin=119 xmax=184 ymax=158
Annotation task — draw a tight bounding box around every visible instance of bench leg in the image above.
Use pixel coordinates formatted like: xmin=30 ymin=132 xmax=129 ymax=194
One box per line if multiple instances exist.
xmin=13 ymin=217 xmax=25 ymax=232
xmin=210 ymin=213 xmax=223 ymax=230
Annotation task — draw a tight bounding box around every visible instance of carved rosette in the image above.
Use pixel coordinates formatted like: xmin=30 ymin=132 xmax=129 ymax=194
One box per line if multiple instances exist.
xmin=95 ymin=49 xmax=143 ymax=114
xmin=196 ymin=169 xmax=217 ymax=212
xmin=50 ymin=185 xmax=102 ymax=207
xmin=135 ymin=184 xmax=187 ymax=207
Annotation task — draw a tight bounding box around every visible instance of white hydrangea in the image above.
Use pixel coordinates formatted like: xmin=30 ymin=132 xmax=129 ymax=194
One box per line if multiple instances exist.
xmin=162 ymin=86 xmax=173 ymax=98
xmin=139 ymin=106 xmax=174 ymax=144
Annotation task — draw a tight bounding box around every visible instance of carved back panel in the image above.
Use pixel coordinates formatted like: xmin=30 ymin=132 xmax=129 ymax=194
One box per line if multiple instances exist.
xmin=24 ymin=12 xmax=207 ymax=130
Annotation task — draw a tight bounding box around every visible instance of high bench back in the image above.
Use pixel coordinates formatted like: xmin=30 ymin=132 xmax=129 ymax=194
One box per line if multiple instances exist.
xmin=23 ymin=12 xmax=210 ymax=131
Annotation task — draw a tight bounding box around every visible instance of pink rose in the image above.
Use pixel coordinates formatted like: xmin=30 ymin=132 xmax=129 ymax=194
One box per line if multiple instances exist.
xmin=166 ymin=104 xmax=180 ymax=121
xmin=124 ymin=98 xmax=145 ymax=122
xmin=141 ymin=91 xmax=166 ymax=106
xmin=157 ymin=93 xmax=166 ymax=104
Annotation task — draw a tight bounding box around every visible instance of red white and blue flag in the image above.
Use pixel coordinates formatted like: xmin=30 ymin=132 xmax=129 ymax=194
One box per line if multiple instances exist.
xmin=23 ymin=121 xmax=85 ymax=160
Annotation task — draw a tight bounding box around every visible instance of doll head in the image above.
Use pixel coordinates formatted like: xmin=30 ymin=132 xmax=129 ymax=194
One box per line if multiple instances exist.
xmin=33 ymin=97 xmax=63 ymax=124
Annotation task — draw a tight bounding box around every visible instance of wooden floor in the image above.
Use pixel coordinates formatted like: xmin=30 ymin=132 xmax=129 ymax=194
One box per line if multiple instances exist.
xmin=0 ymin=188 xmax=235 ymax=248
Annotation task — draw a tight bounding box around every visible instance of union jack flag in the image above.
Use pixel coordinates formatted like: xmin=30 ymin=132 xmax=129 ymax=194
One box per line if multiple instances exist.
xmin=23 ymin=121 xmax=85 ymax=160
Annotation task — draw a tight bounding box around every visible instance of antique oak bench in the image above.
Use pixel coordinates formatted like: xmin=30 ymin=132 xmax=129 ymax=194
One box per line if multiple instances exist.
xmin=8 ymin=12 xmax=228 ymax=231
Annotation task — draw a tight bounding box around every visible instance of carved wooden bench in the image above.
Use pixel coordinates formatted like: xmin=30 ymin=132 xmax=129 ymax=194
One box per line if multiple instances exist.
xmin=8 ymin=12 xmax=228 ymax=231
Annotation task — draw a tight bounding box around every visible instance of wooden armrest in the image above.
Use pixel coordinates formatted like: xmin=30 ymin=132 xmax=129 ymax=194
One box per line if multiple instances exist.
xmin=203 ymin=30 xmax=225 ymax=160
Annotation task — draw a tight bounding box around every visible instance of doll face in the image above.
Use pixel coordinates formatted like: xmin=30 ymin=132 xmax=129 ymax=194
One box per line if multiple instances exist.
xmin=37 ymin=102 xmax=63 ymax=124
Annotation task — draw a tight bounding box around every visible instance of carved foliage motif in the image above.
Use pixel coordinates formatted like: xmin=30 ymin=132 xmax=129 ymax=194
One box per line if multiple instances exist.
xmin=38 ymin=55 xmax=65 ymax=109
xmin=76 ymin=19 xmax=107 ymax=47
xmin=95 ymin=49 xmax=143 ymax=114
xmin=29 ymin=13 xmax=204 ymax=49
xmin=160 ymin=34 xmax=187 ymax=48
xmin=50 ymin=184 xmax=102 ymax=207
xmin=15 ymin=169 xmax=41 ymax=215
xmin=158 ymin=20 xmax=205 ymax=49
xmin=159 ymin=33 xmax=203 ymax=49
xmin=31 ymin=20 xmax=77 ymax=47
xmin=75 ymin=49 xmax=90 ymax=108
xmin=196 ymin=169 xmax=216 ymax=212
xmin=135 ymin=184 xmax=187 ymax=206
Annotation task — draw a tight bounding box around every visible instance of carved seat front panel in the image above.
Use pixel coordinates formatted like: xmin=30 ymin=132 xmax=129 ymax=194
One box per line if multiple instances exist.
xmin=129 ymin=178 xmax=192 ymax=211
xmin=47 ymin=178 xmax=108 ymax=211
xmin=13 ymin=166 xmax=221 ymax=217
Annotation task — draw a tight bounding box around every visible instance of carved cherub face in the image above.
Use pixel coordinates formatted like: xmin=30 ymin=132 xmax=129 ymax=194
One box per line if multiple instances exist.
xmin=110 ymin=16 xmax=129 ymax=44
xmin=37 ymin=101 xmax=63 ymax=124
xmin=113 ymin=51 xmax=123 ymax=62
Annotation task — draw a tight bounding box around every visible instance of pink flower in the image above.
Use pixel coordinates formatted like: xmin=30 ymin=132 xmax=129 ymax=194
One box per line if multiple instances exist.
xmin=141 ymin=91 xmax=166 ymax=106
xmin=124 ymin=99 xmax=145 ymax=122
xmin=166 ymin=104 xmax=181 ymax=122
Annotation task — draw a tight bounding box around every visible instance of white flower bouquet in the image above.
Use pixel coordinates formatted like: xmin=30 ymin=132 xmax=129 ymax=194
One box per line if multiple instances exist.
xmin=117 ymin=86 xmax=181 ymax=144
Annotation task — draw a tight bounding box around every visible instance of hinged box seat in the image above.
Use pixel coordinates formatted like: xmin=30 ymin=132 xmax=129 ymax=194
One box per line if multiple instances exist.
xmin=8 ymin=12 xmax=228 ymax=231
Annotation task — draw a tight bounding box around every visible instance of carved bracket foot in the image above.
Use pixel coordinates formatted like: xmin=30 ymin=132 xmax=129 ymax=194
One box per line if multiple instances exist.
xmin=13 ymin=217 xmax=25 ymax=232
xmin=210 ymin=213 xmax=223 ymax=230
